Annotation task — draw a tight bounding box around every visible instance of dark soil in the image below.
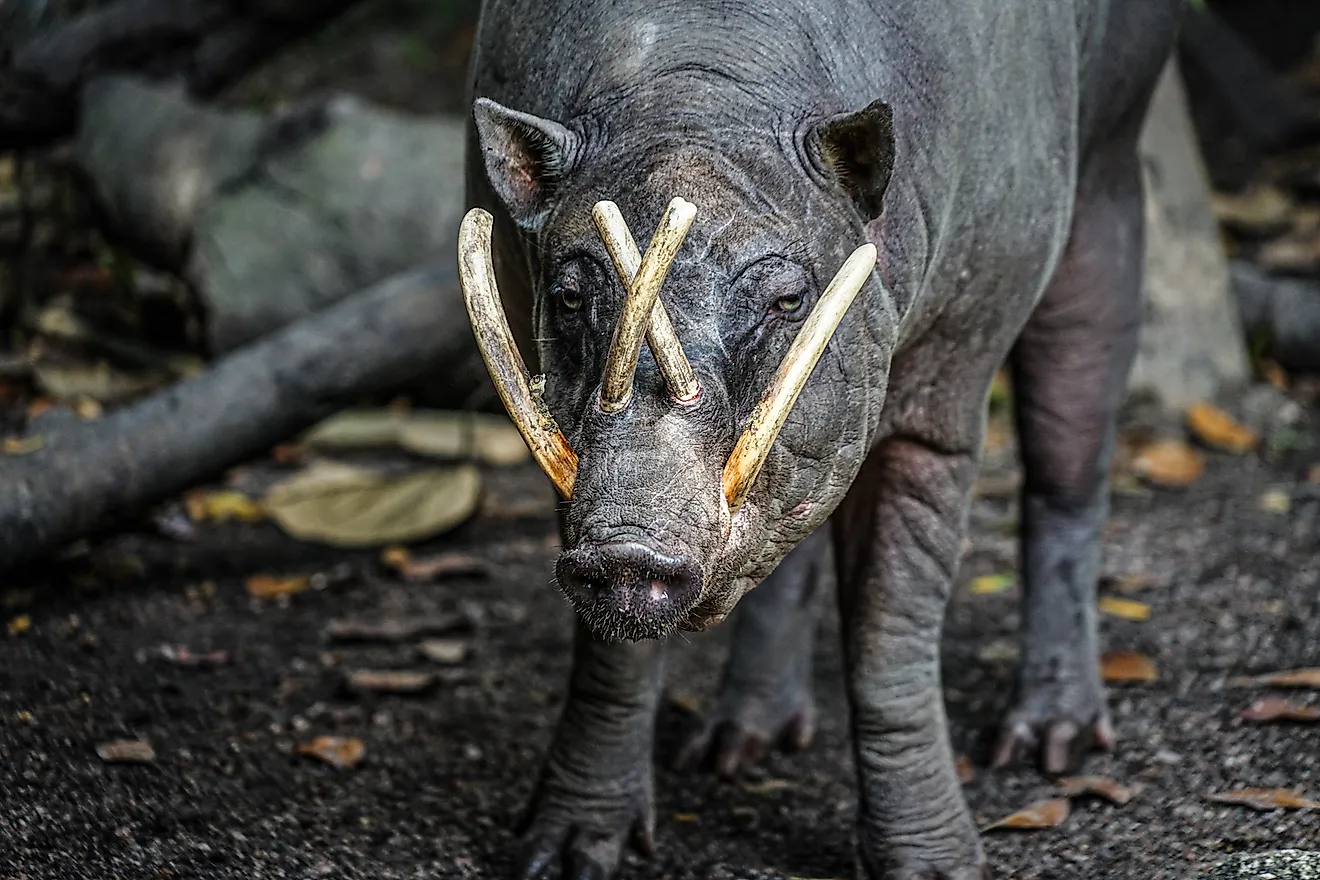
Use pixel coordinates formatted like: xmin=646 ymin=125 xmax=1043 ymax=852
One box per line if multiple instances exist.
xmin=1 ymin=400 xmax=1318 ymax=880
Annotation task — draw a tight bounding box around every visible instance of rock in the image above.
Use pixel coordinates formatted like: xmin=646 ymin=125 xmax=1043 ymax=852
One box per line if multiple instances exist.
xmin=1200 ymin=850 xmax=1320 ymax=879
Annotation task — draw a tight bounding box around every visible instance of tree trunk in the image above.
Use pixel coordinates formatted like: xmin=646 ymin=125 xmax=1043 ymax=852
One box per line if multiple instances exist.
xmin=1130 ymin=59 xmax=1250 ymax=408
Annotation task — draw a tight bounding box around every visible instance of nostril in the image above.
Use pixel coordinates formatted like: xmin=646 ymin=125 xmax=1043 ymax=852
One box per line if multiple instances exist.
xmin=556 ymin=541 xmax=702 ymax=612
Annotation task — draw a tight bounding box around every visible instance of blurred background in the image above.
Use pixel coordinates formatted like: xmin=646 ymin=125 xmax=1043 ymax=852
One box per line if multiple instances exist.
xmin=0 ymin=2 xmax=1318 ymax=879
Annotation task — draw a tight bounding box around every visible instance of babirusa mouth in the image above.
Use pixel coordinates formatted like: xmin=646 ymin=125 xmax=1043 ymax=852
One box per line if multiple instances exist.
xmin=458 ymin=207 xmax=579 ymax=498
xmin=722 ymin=242 xmax=877 ymax=512
xmin=594 ymin=198 xmax=699 ymax=411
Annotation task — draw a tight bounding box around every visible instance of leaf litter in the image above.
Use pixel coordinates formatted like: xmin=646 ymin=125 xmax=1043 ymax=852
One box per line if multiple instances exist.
xmin=96 ymin=739 xmax=156 ymax=764
xmin=380 ymin=545 xmax=488 ymax=582
xmin=1239 ymin=696 xmax=1320 ymax=723
xmin=983 ymin=798 xmax=1071 ymax=831
xmin=298 ymin=736 xmax=365 ymax=769
xmin=1100 ymin=651 xmax=1158 ymax=683
xmin=1206 ymin=789 xmax=1320 ymax=812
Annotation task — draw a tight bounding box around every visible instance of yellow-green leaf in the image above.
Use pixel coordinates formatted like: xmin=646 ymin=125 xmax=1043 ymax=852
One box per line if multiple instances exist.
xmin=971 ymin=574 xmax=1015 ymax=595
xmin=264 ymin=461 xmax=481 ymax=548
xmin=1099 ymin=597 xmax=1151 ymax=621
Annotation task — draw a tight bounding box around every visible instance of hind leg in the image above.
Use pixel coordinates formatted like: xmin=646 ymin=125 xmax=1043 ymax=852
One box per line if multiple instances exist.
xmin=991 ymin=137 xmax=1145 ymax=775
xmin=675 ymin=527 xmax=829 ymax=777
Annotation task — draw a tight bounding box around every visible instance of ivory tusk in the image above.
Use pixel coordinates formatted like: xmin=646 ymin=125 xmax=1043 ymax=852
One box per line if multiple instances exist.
xmin=595 ymin=198 xmax=700 ymax=410
xmin=458 ymin=207 xmax=578 ymax=499
xmin=722 ymin=242 xmax=877 ymax=512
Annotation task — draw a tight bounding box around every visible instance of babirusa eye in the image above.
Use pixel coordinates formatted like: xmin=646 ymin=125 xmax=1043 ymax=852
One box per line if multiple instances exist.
xmin=775 ymin=293 xmax=804 ymax=313
xmin=559 ymin=287 xmax=584 ymax=311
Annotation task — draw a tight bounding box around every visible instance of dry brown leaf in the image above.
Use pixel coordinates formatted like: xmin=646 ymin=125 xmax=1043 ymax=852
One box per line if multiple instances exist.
xmin=1130 ymin=440 xmax=1205 ymax=488
xmin=8 ymin=614 xmax=31 ymax=635
xmin=25 ymin=398 xmax=59 ymax=419
xmin=1055 ymin=776 xmax=1142 ymax=806
xmin=1186 ymin=402 xmax=1259 ymax=454
xmin=1261 ymin=360 xmax=1289 ymax=391
xmin=1101 ymin=650 xmax=1158 ymax=683
xmin=302 ymin=409 xmax=530 ymax=466
xmin=245 ymin=574 xmax=310 ymax=599
xmin=325 ymin=613 xmax=472 ymax=644
xmin=956 ymin=754 xmax=977 ymax=786
xmin=380 ymin=546 xmax=489 ymax=582
xmin=96 ymin=739 xmax=156 ymax=764
xmin=1239 ymin=697 xmax=1320 ymax=723
xmin=298 ymin=736 xmax=365 ymax=769
xmin=345 ymin=669 xmax=437 ymax=695
xmin=983 ymin=798 xmax=1070 ymax=831
xmin=1234 ymin=668 xmax=1320 ymax=689
xmin=185 ymin=489 xmax=265 ymax=524
xmin=1206 ymin=789 xmax=1320 ymax=811
xmin=1098 ymin=597 xmax=1151 ymax=621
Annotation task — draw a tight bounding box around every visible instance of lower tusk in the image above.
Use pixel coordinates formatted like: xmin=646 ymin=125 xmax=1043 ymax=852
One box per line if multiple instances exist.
xmin=594 ymin=199 xmax=701 ymax=407
xmin=458 ymin=208 xmax=578 ymax=499
xmin=722 ymin=242 xmax=878 ymax=512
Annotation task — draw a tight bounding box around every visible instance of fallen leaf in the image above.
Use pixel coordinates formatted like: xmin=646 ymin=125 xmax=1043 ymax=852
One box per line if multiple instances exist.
xmin=380 ymin=546 xmax=489 ymax=582
xmin=302 ymin=409 xmax=530 ymax=466
xmin=155 ymin=644 xmax=230 ymax=668
xmin=971 ymin=573 xmax=1015 ymax=595
xmin=673 ymin=813 xmax=699 ymax=823
xmin=956 ymin=754 xmax=977 ymax=786
xmin=1055 ymin=776 xmax=1142 ymax=806
xmin=418 ymin=639 xmax=469 ymax=665
xmin=1258 ymin=234 xmax=1320 ymax=274
xmin=666 ymin=693 xmax=702 ymax=715
xmin=743 ymin=778 xmax=793 ymax=795
xmin=1100 ymin=573 xmax=1161 ymax=594
xmin=184 ymin=489 xmax=265 ymax=524
xmin=1261 ymin=360 xmax=1289 ymax=391
xmin=1210 ymin=185 xmax=1294 ymax=233
xmin=1206 ymin=789 xmax=1320 ymax=811
xmin=1099 ymin=597 xmax=1151 ymax=621
xmin=298 ymin=736 xmax=365 ymax=769
xmin=1239 ymin=697 xmax=1320 ymax=723
xmin=345 ymin=669 xmax=437 ymax=695
xmin=983 ymin=798 xmax=1071 ymax=831
xmin=264 ymin=461 xmax=481 ymax=548
xmin=3 ymin=435 xmax=44 ymax=455
xmin=1130 ymin=440 xmax=1205 ymax=488
xmin=34 ymin=362 xmax=163 ymax=404
xmin=1186 ymin=402 xmax=1259 ymax=454
xmin=1233 ymin=668 xmax=1320 ymax=689
xmin=1101 ymin=650 xmax=1158 ymax=683
xmin=1258 ymin=489 xmax=1292 ymax=514
xmin=8 ymin=614 xmax=31 ymax=635
xmin=325 ymin=613 xmax=472 ymax=644
xmin=245 ymin=574 xmax=311 ymax=599
xmin=96 ymin=739 xmax=156 ymax=764
xmin=977 ymin=639 xmax=1019 ymax=664
xmin=396 ymin=411 xmax=530 ymax=466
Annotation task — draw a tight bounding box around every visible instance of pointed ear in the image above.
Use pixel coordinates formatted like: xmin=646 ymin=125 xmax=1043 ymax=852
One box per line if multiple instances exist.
xmin=473 ymin=97 xmax=580 ymax=230
xmin=809 ymin=99 xmax=895 ymax=222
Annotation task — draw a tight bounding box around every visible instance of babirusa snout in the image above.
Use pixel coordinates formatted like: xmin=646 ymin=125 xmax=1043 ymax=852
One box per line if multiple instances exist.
xmin=722 ymin=243 xmax=877 ymax=512
xmin=458 ymin=207 xmax=578 ymax=498
xmin=595 ymin=198 xmax=700 ymax=411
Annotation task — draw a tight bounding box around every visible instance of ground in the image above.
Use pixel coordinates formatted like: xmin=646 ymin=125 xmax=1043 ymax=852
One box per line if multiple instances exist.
xmin=1 ymin=397 xmax=1317 ymax=880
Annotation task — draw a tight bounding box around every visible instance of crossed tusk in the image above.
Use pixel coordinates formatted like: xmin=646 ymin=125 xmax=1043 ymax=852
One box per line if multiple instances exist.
xmin=593 ymin=199 xmax=701 ymax=407
xmin=457 ymin=201 xmax=875 ymax=510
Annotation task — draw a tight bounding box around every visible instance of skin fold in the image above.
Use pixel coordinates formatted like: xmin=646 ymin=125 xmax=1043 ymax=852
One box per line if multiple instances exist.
xmin=462 ymin=1 xmax=1183 ymax=877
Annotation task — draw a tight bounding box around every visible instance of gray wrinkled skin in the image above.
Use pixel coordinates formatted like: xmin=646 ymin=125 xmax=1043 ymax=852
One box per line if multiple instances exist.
xmin=463 ymin=2 xmax=1182 ymax=877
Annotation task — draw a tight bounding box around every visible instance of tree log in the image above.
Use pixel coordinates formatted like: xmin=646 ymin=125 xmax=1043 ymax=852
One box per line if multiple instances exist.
xmin=0 ymin=263 xmax=478 ymax=572
xmin=0 ymin=0 xmax=366 ymax=149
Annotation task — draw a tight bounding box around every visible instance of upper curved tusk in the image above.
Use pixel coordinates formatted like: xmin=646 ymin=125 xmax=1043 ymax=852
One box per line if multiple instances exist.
xmin=722 ymin=242 xmax=877 ymax=512
xmin=458 ymin=207 xmax=578 ymax=499
xmin=594 ymin=198 xmax=700 ymax=411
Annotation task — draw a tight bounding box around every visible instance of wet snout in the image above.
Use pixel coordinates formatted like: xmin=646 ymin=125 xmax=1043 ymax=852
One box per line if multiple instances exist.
xmin=556 ymin=540 xmax=703 ymax=641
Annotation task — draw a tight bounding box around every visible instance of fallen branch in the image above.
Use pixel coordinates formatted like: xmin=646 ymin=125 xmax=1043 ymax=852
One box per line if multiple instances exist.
xmin=0 ymin=263 xmax=477 ymax=572
xmin=1 ymin=0 xmax=366 ymax=149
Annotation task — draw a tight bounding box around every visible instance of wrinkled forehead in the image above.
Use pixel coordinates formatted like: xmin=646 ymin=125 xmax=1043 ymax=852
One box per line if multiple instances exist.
xmin=547 ymin=140 xmax=818 ymax=268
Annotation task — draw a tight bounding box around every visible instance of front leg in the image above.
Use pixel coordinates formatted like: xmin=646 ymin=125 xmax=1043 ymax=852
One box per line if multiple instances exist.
xmin=516 ymin=622 xmax=665 ymax=880
xmin=833 ymin=437 xmax=988 ymax=880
